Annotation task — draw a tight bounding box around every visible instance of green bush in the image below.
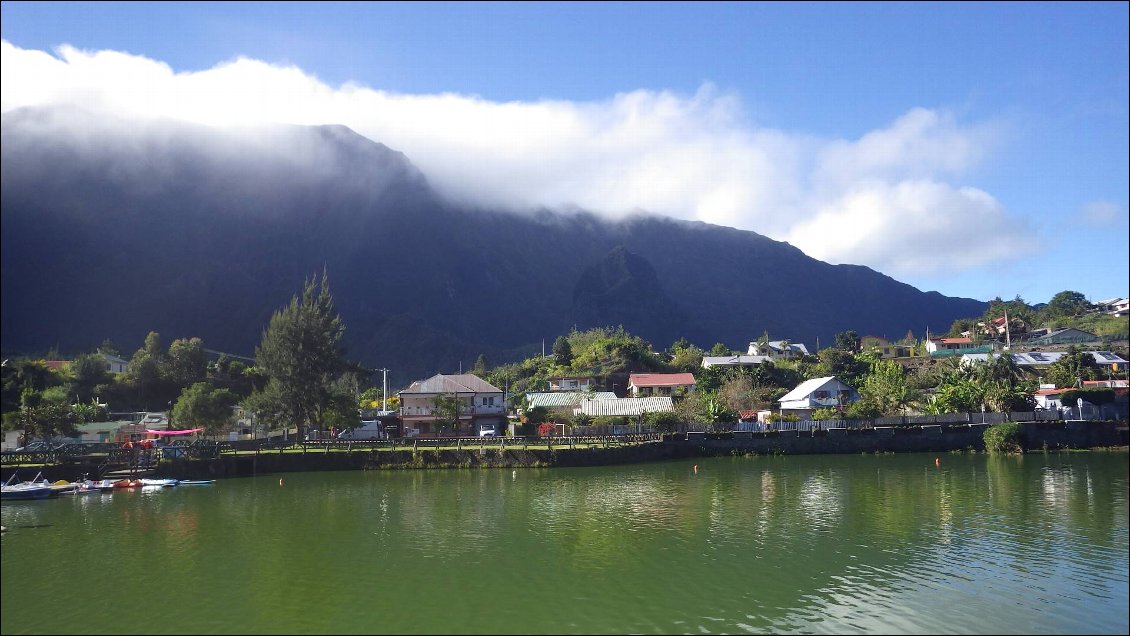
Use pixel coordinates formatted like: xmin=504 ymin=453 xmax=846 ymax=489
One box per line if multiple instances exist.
xmin=644 ymin=411 xmax=681 ymax=433
xmin=984 ymin=422 xmax=1024 ymax=454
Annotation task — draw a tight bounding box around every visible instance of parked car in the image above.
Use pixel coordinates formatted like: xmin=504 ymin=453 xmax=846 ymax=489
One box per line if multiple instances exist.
xmin=14 ymin=441 xmax=57 ymax=452
xmin=478 ymin=426 xmax=497 ymax=438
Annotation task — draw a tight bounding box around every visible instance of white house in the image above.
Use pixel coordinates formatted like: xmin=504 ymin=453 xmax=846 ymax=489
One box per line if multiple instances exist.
xmin=777 ymin=376 xmax=859 ymax=418
xmin=1096 ymin=297 xmax=1129 ymax=316
xmin=398 ymin=373 xmax=505 ymax=437
xmin=747 ymin=340 xmax=810 ymax=360
xmin=925 ymin=337 xmax=974 ymax=353
xmin=101 ymin=353 xmax=129 ymax=374
xmin=1033 ymin=386 xmax=1070 ymax=410
xmin=548 ymin=376 xmax=595 ymax=392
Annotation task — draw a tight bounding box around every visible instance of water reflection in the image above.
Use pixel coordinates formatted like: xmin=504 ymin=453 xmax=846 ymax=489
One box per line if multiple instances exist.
xmin=1 ymin=453 xmax=1127 ymax=635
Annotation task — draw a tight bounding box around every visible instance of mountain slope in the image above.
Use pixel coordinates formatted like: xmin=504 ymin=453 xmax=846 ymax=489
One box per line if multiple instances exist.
xmin=0 ymin=107 xmax=986 ymax=385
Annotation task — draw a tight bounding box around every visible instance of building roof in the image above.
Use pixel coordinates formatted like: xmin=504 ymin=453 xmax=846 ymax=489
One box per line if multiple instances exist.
xmin=1029 ymin=327 xmax=1097 ymax=342
xmin=628 ymin=372 xmax=696 ymax=387
xmin=763 ymin=341 xmax=809 ymax=355
xmin=400 ymin=373 xmax=502 ymax=395
xmin=526 ymin=391 xmax=616 ymax=409
xmin=77 ymin=420 xmax=134 ymax=434
xmin=778 ymin=376 xmax=851 ymax=403
xmin=932 ymin=337 xmax=973 ymax=344
xmin=1083 ymin=380 xmax=1129 ymax=388
xmin=702 ymin=355 xmax=772 ymax=368
xmin=575 ymin=397 xmax=674 ymax=417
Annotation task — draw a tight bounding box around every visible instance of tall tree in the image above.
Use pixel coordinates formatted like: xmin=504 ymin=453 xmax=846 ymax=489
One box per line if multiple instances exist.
xmin=171 ymin=382 xmax=236 ymax=436
xmin=123 ymin=331 xmax=170 ymax=408
xmin=1045 ymin=290 xmax=1089 ymax=317
xmin=252 ymin=271 xmax=347 ymax=439
xmin=164 ymin=337 xmax=207 ymax=388
xmin=18 ymin=402 xmax=80 ymax=443
xmin=834 ymin=331 xmax=862 ymax=353
xmin=552 ymin=336 xmax=573 ymax=367
xmin=471 ymin=354 xmax=489 ymax=376
xmin=69 ymin=353 xmax=112 ymax=402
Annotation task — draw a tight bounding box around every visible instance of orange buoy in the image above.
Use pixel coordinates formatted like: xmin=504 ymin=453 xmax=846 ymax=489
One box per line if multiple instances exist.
xmin=279 ymin=478 xmax=285 ymax=486
xmin=693 ymin=464 xmax=698 ymax=474
xmin=935 ymin=458 xmax=941 ymax=466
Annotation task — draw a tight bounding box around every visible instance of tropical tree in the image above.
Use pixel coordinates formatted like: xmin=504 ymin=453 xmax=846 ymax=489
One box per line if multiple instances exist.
xmin=859 ymin=360 xmax=917 ymax=416
xmin=1044 ymin=290 xmax=1089 ymax=318
xmin=644 ymin=410 xmax=681 ymax=433
xmin=171 ymin=382 xmax=237 ymax=436
xmin=431 ymin=394 xmax=463 ymax=436
xmin=1045 ymin=347 xmax=1099 ymax=388
xmin=834 ymin=330 xmax=862 ymax=353
xmin=18 ymin=402 xmax=80 ymax=443
xmin=123 ymin=331 xmax=173 ymax=409
xmin=669 ymin=341 xmax=705 ymax=372
xmin=251 ymin=271 xmax=348 ymax=440
xmin=69 ymin=353 xmax=113 ymax=403
xmin=709 ymin=342 xmax=731 ymax=356
xmin=164 ymin=337 xmax=207 ymax=388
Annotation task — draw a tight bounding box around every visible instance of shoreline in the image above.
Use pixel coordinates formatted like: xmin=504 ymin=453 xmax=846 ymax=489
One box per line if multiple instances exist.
xmin=5 ymin=420 xmax=1126 ymax=482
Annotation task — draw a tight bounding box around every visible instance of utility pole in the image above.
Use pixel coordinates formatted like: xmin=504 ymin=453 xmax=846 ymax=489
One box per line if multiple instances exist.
xmin=1004 ymin=309 xmax=1011 ymax=350
xmin=376 ymin=368 xmax=390 ymax=413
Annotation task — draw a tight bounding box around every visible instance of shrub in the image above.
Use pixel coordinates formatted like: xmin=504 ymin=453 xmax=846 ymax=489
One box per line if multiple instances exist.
xmin=644 ymin=411 xmax=681 ymax=433
xmin=984 ymin=422 xmax=1024 ymax=454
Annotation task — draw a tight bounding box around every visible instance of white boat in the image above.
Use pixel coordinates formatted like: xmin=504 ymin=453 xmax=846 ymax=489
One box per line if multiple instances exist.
xmin=1 ymin=473 xmax=53 ymax=500
xmin=177 ymin=480 xmax=215 ymax=486
xmin=139 ymin=478 xmax=179 ymax=487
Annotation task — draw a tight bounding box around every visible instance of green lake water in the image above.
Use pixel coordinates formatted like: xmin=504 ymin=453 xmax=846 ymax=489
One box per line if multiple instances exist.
xmin=2 ymin=452 xmax=1127 ymax=634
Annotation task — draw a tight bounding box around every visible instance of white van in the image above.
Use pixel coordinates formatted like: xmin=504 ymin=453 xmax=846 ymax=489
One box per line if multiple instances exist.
xmin=478 ymin=426 xmax=497 ymax=437
xmin=338 ymin=421 xmax=387 ymax=440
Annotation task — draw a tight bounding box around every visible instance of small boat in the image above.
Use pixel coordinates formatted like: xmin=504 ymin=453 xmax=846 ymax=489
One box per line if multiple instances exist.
xmin=95 ymin=479 xmax=117 ymax=491
xmin=139 ymin=478 xmax=178 ymax=487
xmin=112 ymin=479 xmax=144 ymax=489
xmin=177 ymin=480 xmax=215 ymax=486
xmin=1 ymin=473 xmax=53 ymax=500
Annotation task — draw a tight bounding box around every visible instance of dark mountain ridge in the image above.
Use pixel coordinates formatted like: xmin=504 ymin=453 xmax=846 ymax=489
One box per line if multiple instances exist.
xmin=1 ymin=106 xmax=986 ymax=386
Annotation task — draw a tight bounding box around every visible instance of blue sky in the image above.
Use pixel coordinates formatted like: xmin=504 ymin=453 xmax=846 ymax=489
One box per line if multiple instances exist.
xmin=2 ymin=1 xmax=1127 ymax=305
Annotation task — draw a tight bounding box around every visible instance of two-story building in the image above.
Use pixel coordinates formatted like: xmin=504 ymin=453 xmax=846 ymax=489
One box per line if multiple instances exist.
xmin=398 ymin=373 xmax=505 ymax=437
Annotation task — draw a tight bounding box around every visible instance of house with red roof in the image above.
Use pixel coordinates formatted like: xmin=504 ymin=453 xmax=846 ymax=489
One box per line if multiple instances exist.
xmin=627 ymin=372 xmax=696 ymax=398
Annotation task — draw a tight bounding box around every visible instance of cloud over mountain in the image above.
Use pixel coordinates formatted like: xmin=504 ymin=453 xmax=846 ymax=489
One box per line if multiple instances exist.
xmin=1 ymin=40 xmax=1032 ymax=278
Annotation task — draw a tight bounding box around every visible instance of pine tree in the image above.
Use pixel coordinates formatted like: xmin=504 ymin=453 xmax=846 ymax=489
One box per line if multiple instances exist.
xmin=251 ymin=270 xmax=347 ymax=439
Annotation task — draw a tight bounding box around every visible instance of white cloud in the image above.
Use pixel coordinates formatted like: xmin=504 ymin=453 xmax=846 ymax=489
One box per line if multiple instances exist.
xmin=784 ymin=181 xmax=1029 ymax=276
xmin=0 ymin=41 xmax=1031 ymax=277
xmin=1080 ymin=200 xmax=1123 ymax=226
